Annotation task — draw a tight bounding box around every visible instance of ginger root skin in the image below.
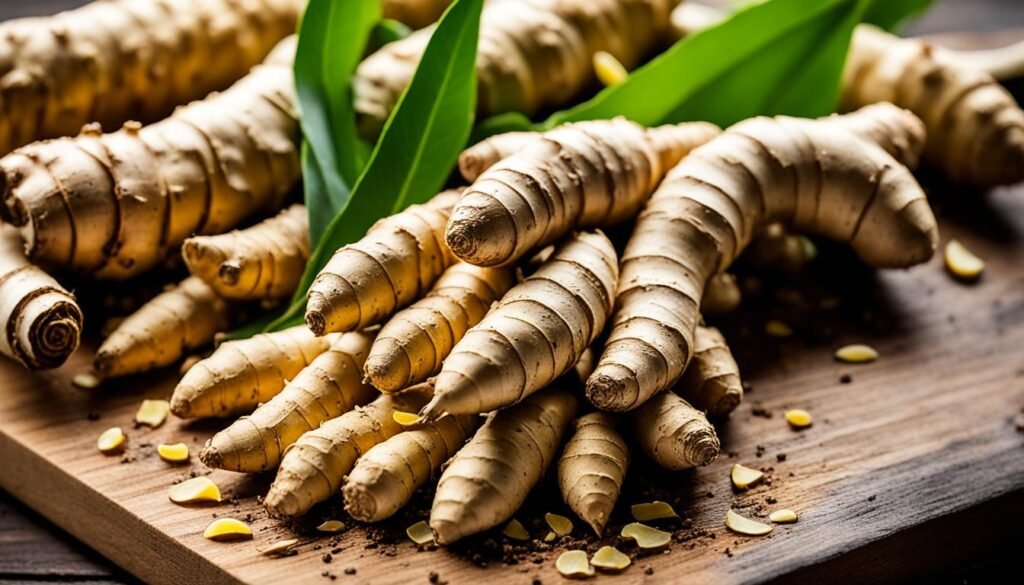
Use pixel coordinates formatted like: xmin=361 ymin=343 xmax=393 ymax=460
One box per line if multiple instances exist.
xmin=183 ymin=204 xmax=309 ymax=301
xmin=364 ymin=262 xmax=515 ymax=392
xmin=305 ymin=190 xmax=461 ymax=336
xmin=633 ymin=391 xmax=720 ymax=470
xmin=458 ymin=131 xmax=540 ymax=182
xmin=170 ymin=326 xmax=337 ymax=419
xmin=557 ymin=412 xmax=629 ymax=536
xmin=94 ymin=277 xmax=227 ymax=379
xmin=0 ymin=226 xmax=81 ymax=370
xmin=430 ymin=387 xmax=578 ymax=544
xmin=383 ymin=0 xmax=452 ymax=29
xmin=200 ymin=331 xmax=377 ymax=473
xmin=677 ymin=326 xmax=743 ymax=417
xmin=587 ymin=105 xmax=939 ymax=412
xmin=0 ymin=36 xmax=300 ymax=279
xmin=422 ymin=231 xmax=617 ymax=419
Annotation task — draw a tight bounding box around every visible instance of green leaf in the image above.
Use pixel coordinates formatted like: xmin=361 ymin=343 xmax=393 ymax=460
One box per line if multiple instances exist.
xmin=863 ymin=0 xmax=934 ymax=31
xmin=269 ymin=0 xmax=485 ymax=332
xmin=370 ymin=18 xmax=414 ymax=52
xmin=471 ymin=111 xmax=535 ymax=143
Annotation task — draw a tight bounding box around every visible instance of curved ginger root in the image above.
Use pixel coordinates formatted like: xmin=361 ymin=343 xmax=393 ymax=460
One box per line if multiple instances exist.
xmin=183 ymin=204 xmax=309 ymax=301
xmin=364 ymin=262 xmax=515 ymax=392
xmin=446 ymin=119 xmax=720 ymax=267
xmin=557 ymin=412 xmax=629 ymax=536
xmin=587 ymin=106 xmax=939 ymax=412
xmin=0 ymin=226 xmax=81 ymax=369
xmin=305 ymin=190 xmax=461 ymax=336
xmin=430 ymin=387 xmax=578 ymax=544
xmin=633 ymin=391 xmax=719 ymax=470
xmin=201 ymin=332 xmax=377 ymax=472
xmin=422 ymin=231 xmax=617 ymax=419
xmin=0 ymin=37 xmax=300 ymax=279
xmin=457 ymin=131 xmax=539 ymax=182
xmin=677 ymin=326 xmax=743 ymax=417
xmin=170 ymin=326 xmax=337 ymax=419
xmin=94 ymin=277 xmax=228 ymax=379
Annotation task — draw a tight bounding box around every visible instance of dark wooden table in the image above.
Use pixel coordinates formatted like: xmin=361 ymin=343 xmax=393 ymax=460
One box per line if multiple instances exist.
xmin=1 ymin=1 xmax=1022 ymax=584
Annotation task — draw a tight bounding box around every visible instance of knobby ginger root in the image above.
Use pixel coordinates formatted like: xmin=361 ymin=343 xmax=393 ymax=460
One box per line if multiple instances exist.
xmin=264 ymin=385 xmax=434 ymax=517
xmin=557 ymin=412 xmax=629 ymax=536
xmin=94 ymin=277 xmax=227 ymax=379
xmin=354 ymin=0 xmax=680 ymax=138
xmin=676 ymin=326 xmax=743 ymax=417
xmin=422 ymin=231 xmax=617 ymax=419
xmin=182 ymin=204 xmax=309 ymax=300
xmin=701 ymin=273 xmax=741 ymax=316
xmin=458 ymin=131 xmax=539 ymax=182
xmin=305 ymin=190 xmax=461 ymax=336
xmin=0 ymin=37 xmax=300 ymax=279
xmin=633 ymin=391 xmax=719 ymax=470
xmin=0 ymin=226 xmax=81 ymax=369
xmin=170 ymin=326 xmax=337 ymax=419
xmin=586 ymin=106 xmax=939 ymax=412
xmin=384 ymin=0 xmax=452 ymax=29
xmin=446 ymin=119 xmax=720 ymax=267
xmin=364 ymin=262 xmax=515 ymax=392
xmin=0 ymin=0 xmax=301 ymax=156
xmin=201 ymin=331 xmax=376 ymax=472
xmin=430 ymin=387 xmax=578 ymax=544
xmin=744 ymin=224 xmax=816 ymax=274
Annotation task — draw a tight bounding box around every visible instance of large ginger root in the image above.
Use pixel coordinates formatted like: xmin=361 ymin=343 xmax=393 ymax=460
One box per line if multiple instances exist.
xmin=633 ymin=391 xmax=719 ymax=470
xmin=457 ymin=131 xmax=540 ymax=182
xmin=430 ymin=387 xmax=578 ymax=544
xmin=677 ymin=326 xmax=743 ymax=417
xmin=264 ymin=384 xmax=434 ymax=517
xmin=364 ymin=262 xmax=515 ymax=392
xmin=343 ymin=408 xmax=479 ymax=522
xmin=200 ymin=332 xmax=377 ymax=472
xmin=0 ymin=226 xmax=81 ymax=370
xmin=182 ymin=204 xmax=309 ymax=301
xmin=384 ymin=0 xmax=452 ymax=29
xmin=446 ymin=119 xmax=720 ymax=267
xmin=422 ymin=231 xmax=617 ymax=419
xmin=557 ymin=412 xmax=629 ymax=536
xmin=0 ymin=37 xmax=300 ymax=279
xmin=305 ymin=190 xmax=461 ymax=336
xmin=354 ymin=0 xmax=680 ymax=137
xmin=587 ymin=105 xmax=939 ymax=412
xmin=170 ymin=325 xmax=338 ymax=419
xmin=0 ymin=0 xmax=301 ymax=156
xmin=94 ymin=276 xmax=227 ymax=379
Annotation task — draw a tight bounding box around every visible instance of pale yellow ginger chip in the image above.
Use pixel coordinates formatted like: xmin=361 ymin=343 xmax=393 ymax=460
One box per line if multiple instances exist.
xmin=168 ymin=477 xmax=221 ymax=504
xmin=769 ymin=509 xmax=798 ymax=523
xmin=157 ymin=443 xmax=189 ymax=463
xmin=135 ymin=399 xmax=170 ymax=427
xmin=785 ymin=409 xmax=813 ymax=429
xmin=944 ymin=239 xmax=984 ymax=281
xmin=258 ymin=538 xmax=299 ymax=557
xmin=502 ymin=518 xmax=530 ymax=541
xmin=97 ymin=427 xmax=125 ymax=454
xmin=543 ymin=531 xmax=557 ymax=543
xmin=630 ymin=501 xmax=678 ymax=522
xmin=73 ymin=371 xmax=101 ymax=389
xmin=406 ymin=521 xmax=434 ymax=545
xmin=764 ymin=320 xmax=793 ymax=338
xmin=545 ymin=512 xmax=573 ymax=536
xmin=593 ymin=51 xmax=628 ymax=87
xmin=204 ymin=518 xmax=252 ymax=541
xmin=725 ymin=509 xmax=773 ymax=536
xmin=731 ymin=464 xmax=764 ymax=489
xmin=316 ymin=520 xmax=345 ymax=533
xmin=620 ymin=522 xmax=671 ymax=549
xmin=591 ymin=545 xmax=631 ymax=572
xmin=834 ymin=344 xmax=878 ymax=363
xmin=556 ymin=550 xmax=594 ymax=578
xmin=392 ymin=411 xmax=422 ymax=426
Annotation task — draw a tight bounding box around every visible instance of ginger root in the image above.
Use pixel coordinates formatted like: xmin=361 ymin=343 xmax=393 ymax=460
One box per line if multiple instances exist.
xmin=0 ymin=226 xmax=81 ymax=369
xmin=557 ymin=412 xmax=629 ymax=536
xmin=457 ymin=131 xmax=539 ymax=182
xmin=383 ymin=0 xmax=453 ymax=29
xmin=633 ymin=391 xmax=719 ymax=470
xmin=701 ymin=273 xmax=741 ymax=317
xmin=677 ymin=326 xmax=743 ymax=417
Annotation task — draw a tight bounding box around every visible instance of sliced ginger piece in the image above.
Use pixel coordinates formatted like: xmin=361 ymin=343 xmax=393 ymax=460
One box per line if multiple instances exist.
xmin=204 ymin=518 xmax=252 ymax=541
xmin=785 ymin=409 xmax=813 ymax=429
xmin=630 ymin=501 xmax=678 ymax=522
xmin=97 ymin=427 xmax=126 ymax=454
xmin=406 ymin=521 xmax=434 ymax=545
xmin=258 ymin=538 xmax=299 ymax=557
xmin=73 ymin=371 xmax=101 ymax=389
xmin=764 ymin=320 xmax=793 ymax=338
xmin=556 ymin=550 xmax=594 ymax=578
xmin=502 ymin=519 xmax=530 ymax=541
xmin=316 ymin=520 xmax=345 ymax=533
xmin=834 ymin=344 xmax=878 ymax=363
xmin=544 ymin=513 xmax=573 ymax=536
xmin=591 ymin=545 xmax=631 ymax=572
xmin=944 ymin=239 xmax=984 ymax=281
xmin=593 ymin=51 xmax=628 ymax=87
xmin=392 ymin=411 xmax=422 ymax=426
xmin=769 ymin=509 xmax=798 ymax=523
xmin=168 ymin=477 xmax=221 ymax=504
xmin=157 ymin=443 xmax=190 ymax=463
xmin=725 ymin=509 xmax=773 ymax=536
xmin=135 ymin=399 xmax=170 ymax=427
xmin=620 ymin=522 xmax=671 ymax=549
xmin=731 ymin=464 xmax=765 ymax=489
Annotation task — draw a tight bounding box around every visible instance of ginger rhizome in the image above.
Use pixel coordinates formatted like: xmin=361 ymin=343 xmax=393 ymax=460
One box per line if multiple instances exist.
xmin=457 ymin=131 xmax=539 ymax=182
xmin=0 ymin=0 xmax=301 ymax=156
xmin=383 ymin=0 xmax=452 ymax=29
xmin=701 ymin=273 xmax=742 ymax=316
xmin=183 ymin=204 xmax=309 ymax=301
xmin=0 ymin=226 xmax=81 ymax=369
xmin=264 ymin=385 xmax=434 ymax=517
xmin=0 ymin=37 xmax=300 ymax=279
xmin=354 ymin=0 xmax=680 ymax=137
xmin=305 ymin=190 xmax=461 ymax=336
xmin=430 ymin=387 xmax=578 ymax=544
xmin=557 ymin=412 xmax=629 ymax=536
xmin=445 ymin=119 xmax=721 ymax=267
xmin=587 ymin=105 xmax=939 ymax=412
xmin=677 ymin=326 xmax=743 ymax=417
xmin=422 ymin=231 xmax=617 ymax=419
xmin=633 ymin=391 xmax=720 ymax=470
xmin=364 ymin=262 xmax=515 ymax=392
xmin=201 ymin=332 xmax=376 ymax=472
xmin=170 ymin=326 xmax=338 ymax=419
xmin=94 ymin=277 xmax=228 ymax=379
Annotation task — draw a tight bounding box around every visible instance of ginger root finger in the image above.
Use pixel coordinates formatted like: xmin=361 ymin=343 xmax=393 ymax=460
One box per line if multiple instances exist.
xmin=201 ymin=331 xmax=377 ymax=472
xmin=446 ymin=119 xmax=720 ymax=267
xmin=633 ymin=391 xmax=719 ymax=470
xmin=94 ymin=277 xmax=228 ymax=379
xmin=305 ymin=189 xmax=461 ymax=336
xmin=423 ymin=230 xmax=617 ymax=419
xmin=677 ymin=326 xmax=743 ymax=417
xmin=183 ymin=204 xmax=309 ymax=301
xmin=458 ymin=131 xmax=540 ymax=182
xmin=364 ymin=262 xmax=515 ymax=392
xmin=557 ymin=412 xmax=629 ymax=536
xmin=430 ymin=387 xmax=578 ymax=544
xmin=170 ymin=326 xmax=338 ymax=419
xmin=384 ymin=0 xmax=453 ymax=29
xmin=701 ymin=273 xmax=741 ymax=317
xmin=0 ymin=226 xmax=81 ymax=370
xmin=587 ymin=106 xmax=939 ymax=412
xmin=0 ymin=36 xmax=300 ymax=279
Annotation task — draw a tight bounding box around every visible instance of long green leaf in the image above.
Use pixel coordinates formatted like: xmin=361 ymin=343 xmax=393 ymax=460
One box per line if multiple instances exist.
xmin=863 ymin=0 xmax=934 ymax=31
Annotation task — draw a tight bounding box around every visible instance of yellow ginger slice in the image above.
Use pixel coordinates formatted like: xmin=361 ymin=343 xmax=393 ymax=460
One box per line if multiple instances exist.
xmin=631 ymin=501 xmax=678 ymax=522
xmin=621 ymin=523 xmax=671 ymax=549
xmin=764 ymin=320 xmax=794 ymax=338
xmin=731 ymin=464 xmax=765 ymax=489
xmin=944 ymin=239 xmax=985 ymax=280
xmin=392 ymin=411 xmax=422 ymax=426
xmin=72 ymin=372 xmax=101 ymax=389
xmin=594 ymin=51 xmax=629 ymax=87
xmin=544 ymin=513 xmax=573 ymax=536
xmin=726 ymin=509 xmax=773 ymax=536
xmin=97 ymin=427 xmax=125 ymax=454
xmin=769 ymin=509 xmax=799 ymax=523
xmin=503 ymin=519 xmax=530 ymax=541
xmin=785 ymin=409 xmax=813 ymax=429
xmin=135 ymin=399 xmax=170 ymax=427
xmin=591 ymin=546 xmax=631 ymax=572
xmin=168 ymin=477 xmax=221 ymax=504
xmin=316 ymin=520 xmax=345 ymax=534
xmin=835 ymin=344 xmax=878 ymax=363
xmin=258 ymin=539 xmax=299 ymax=557
xmin=406 ymin=521 xmax=434 ymax=545
xmin=157 ymin=443 xmax=189 ymax=463
xmin=204 ymin=518 xmax=252 ymax=542
xmin=556 ymin=550 xmax=594 ymax=578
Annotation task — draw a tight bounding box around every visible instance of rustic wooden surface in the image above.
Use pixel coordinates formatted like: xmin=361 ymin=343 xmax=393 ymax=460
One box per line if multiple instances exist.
xmin=1 ymin=1 xmax=1023 ymax=584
